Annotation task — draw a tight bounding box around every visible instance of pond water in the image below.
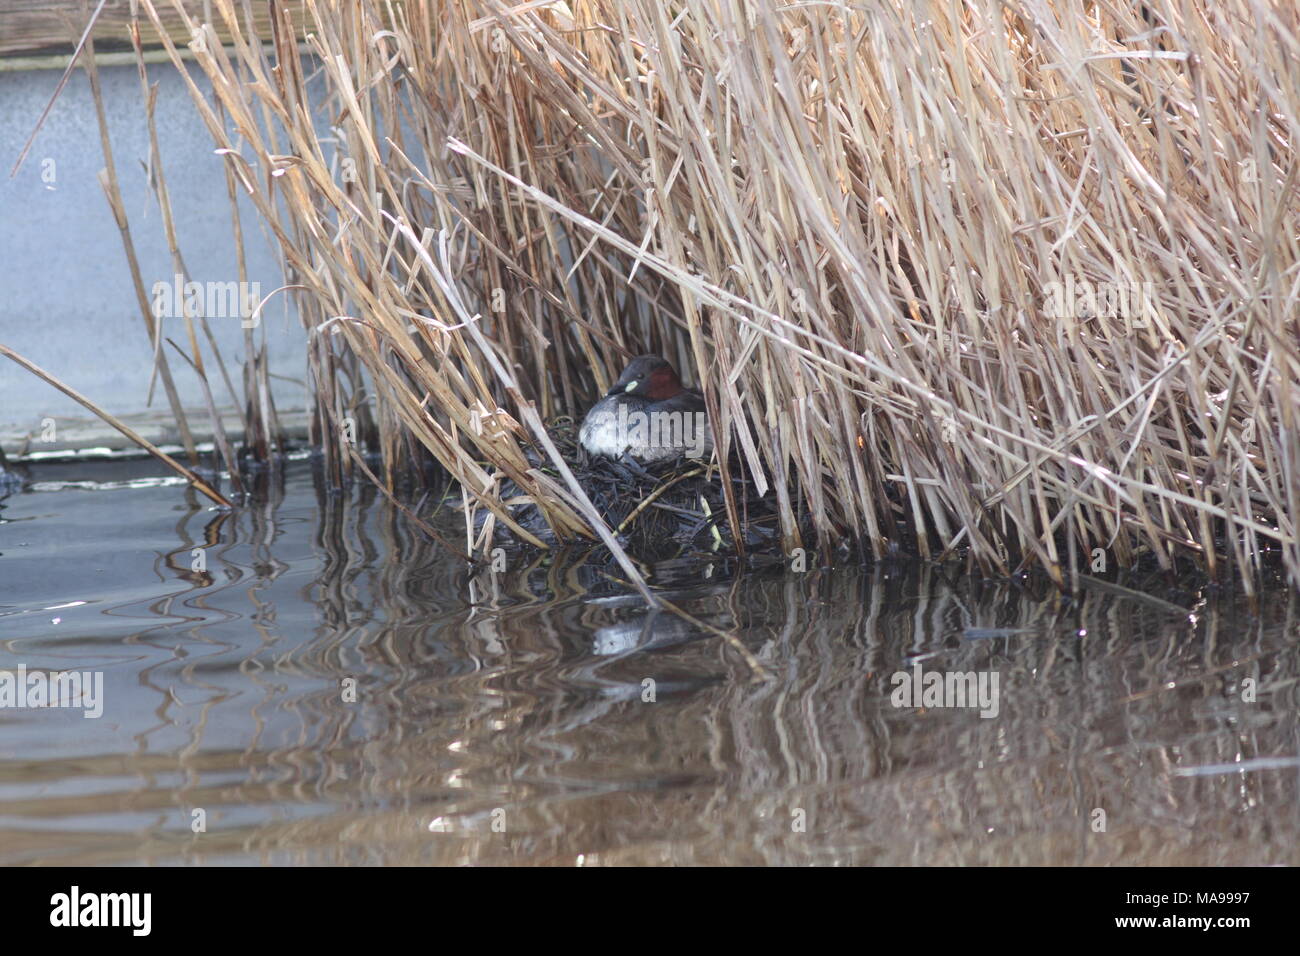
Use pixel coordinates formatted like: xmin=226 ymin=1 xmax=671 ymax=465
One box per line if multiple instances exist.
xmin=1 ymin=458 xmax=1297 ymax=865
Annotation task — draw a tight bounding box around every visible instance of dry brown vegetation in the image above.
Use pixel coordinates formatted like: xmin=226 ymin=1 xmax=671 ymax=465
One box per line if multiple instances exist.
xmin=131 ymin=0 xmax=1296 ymax=596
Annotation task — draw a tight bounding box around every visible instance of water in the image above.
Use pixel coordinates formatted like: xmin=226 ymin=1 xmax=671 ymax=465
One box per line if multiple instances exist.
xmin=1 ymin=459 xmax=1298 ymax=865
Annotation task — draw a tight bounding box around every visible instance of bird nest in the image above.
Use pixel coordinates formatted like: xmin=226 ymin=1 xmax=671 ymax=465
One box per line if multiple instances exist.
xmin=470 ymin=416 xmax=793 ymax=560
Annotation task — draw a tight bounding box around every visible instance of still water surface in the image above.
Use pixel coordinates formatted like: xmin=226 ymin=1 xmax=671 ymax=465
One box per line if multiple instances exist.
xmin=1 ymin=459 xmax=1298 ymax=865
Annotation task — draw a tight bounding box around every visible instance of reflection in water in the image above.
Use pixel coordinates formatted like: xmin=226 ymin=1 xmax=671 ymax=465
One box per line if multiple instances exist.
xmin=0 ymin=463 xmax=1297 ymax=865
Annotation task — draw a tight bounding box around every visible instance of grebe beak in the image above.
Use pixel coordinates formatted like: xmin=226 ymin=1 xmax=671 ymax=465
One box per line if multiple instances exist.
xmin=623 ymin=380 xmax=639 ymax=393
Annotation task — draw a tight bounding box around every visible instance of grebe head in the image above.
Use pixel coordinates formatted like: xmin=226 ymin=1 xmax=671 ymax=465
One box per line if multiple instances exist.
xmin=608 ymin=355 xmax=684 ymax=401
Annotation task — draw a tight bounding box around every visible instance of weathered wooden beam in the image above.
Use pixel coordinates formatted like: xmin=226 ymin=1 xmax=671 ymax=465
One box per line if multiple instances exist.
xmin=0 ymin=0 xmax=307 ymax=60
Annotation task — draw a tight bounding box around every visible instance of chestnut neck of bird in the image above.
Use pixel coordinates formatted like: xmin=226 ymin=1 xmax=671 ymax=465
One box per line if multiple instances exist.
xmin=641 ymin=366 xmax=683 ymax=400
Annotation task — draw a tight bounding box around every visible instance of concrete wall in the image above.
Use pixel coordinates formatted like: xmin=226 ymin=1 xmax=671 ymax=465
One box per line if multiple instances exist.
xmin=0 ymin=58 xmax=308 ymax=452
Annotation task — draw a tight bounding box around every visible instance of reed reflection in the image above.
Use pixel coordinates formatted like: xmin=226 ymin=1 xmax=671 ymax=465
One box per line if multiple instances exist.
xmin=1 ymin=467 xmax=1296 ymax=866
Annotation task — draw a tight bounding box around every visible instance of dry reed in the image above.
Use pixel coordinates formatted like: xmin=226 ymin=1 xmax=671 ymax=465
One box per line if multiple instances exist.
xmin=129 ymin=0 xmax=1296 ymax=596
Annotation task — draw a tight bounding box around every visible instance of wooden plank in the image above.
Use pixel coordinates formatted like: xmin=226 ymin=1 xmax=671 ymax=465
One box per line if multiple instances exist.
xmin=0 ymin=407 xmax=310 ymax=456
xmin=0 ymin=0 xmax=307 ymax=59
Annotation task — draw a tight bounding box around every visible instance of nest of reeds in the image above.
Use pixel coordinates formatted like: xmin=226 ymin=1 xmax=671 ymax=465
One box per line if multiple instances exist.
xmin=465 ymin=416 xmax=802 ymax=561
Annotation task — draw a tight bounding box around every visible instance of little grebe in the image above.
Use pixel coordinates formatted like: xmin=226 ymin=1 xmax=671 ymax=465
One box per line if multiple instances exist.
xmin=578 ymin=355 xmax=712 ymax=462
